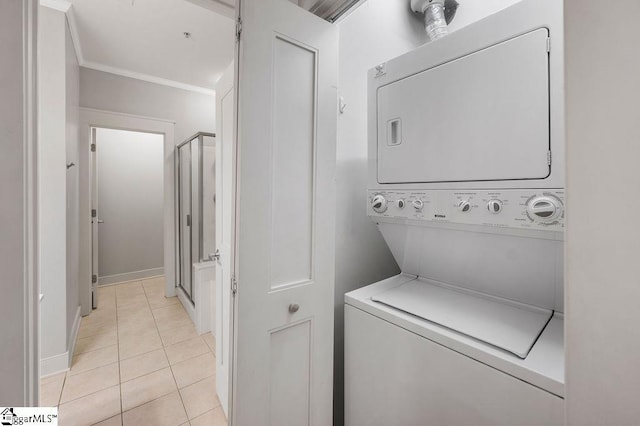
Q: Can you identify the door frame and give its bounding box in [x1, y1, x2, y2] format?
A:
[78, 108, 176, 314]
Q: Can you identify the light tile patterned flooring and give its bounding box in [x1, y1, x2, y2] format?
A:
[40, 276, 227, 426]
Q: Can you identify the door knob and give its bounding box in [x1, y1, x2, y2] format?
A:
[288, 303, 300, 313]
[209, 249, 220, 262]
[97, 219, 104, 224]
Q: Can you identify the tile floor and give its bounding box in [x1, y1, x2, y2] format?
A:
[40, 276, 226, 426]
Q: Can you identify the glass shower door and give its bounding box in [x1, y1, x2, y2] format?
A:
[178, 142, 193, 301]
[176, 132, 216, 306]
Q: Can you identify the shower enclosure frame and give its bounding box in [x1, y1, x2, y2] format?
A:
[175, 131, 215, 305]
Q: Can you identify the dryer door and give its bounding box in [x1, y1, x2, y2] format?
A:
[377, 28, 550, 184]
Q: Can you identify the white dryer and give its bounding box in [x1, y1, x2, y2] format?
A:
[345, 0, 565, 424]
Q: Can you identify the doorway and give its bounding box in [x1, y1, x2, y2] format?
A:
[91, 128, 165, 307]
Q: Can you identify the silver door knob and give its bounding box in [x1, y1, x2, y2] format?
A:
[288, 303, 300, 313]
[209, 249, 221, 261]
[97, 219, 104, 224]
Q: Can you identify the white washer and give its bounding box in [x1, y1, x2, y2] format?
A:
[345, 0, 565, 424]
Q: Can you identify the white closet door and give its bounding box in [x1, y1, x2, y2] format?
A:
[232, 0, 338, 424]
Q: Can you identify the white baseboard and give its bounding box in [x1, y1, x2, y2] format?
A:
[40, 305, 82, 377]
[98, 267, 164, 285]
[67, 306, 82, 366]
[41, 352, 69, 377]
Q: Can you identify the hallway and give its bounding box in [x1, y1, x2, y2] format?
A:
[40, 277, 226, 426]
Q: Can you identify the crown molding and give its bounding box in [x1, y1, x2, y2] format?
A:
[81, 60, 216, 96]
[42, 0, 216, 96]
[39, 0, 71, 12]
[184, 0, 235, 19]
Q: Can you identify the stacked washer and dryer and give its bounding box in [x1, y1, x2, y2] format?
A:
[345, 0, 565, 425]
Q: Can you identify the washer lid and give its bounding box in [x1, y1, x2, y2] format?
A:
[371, 279, 553, 358]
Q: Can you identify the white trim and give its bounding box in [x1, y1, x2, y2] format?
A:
[78, 108, 177, 317]
[81, 60, 216, 95]
[98, 274, 164, 287]
[184, 0, 235, 19]
[25, 0, 40, 406]
[40, 352, 69, 378]
[39, 0, 71, 13]
[67, 306, 82, 366]
[79, 107, 177, 125]
[98, 268, 165, 286]
[39, 305, 80, 378]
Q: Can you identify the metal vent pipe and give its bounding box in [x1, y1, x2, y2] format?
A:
[411, 0, 459, 41]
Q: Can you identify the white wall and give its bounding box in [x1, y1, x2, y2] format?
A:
[334, 0, 523, 422]
[564, 1, 640, 424]
[80, 68, 216, 144]
[96, 128, 165, 282]
[38, 5, 69, 365]
[65, 15, 81, 349]
[0, 0, 39, 406]
[38, 5, 82, 375]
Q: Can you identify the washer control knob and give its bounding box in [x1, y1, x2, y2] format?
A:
[412, 199, 424, 211]
[371, 194, 388, 213]
[487, 199, 503, 214]
[527, 196, 562, 223]
[458, 200, 471, 213]
[397, 199, 405, 209]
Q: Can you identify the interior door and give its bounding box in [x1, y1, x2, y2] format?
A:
[90, 128, 99, 309]
[215, 64, 234, 418]
[233, 1, 338, 425]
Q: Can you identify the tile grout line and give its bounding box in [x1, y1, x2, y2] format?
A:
[146, 278, 192, 422]
[57, 361, 120, 406]
[56, 373, 67, 408]
[59, 287, 120, 425]
[117, 278, 188, 419]
[67, 277, 206, 422]
[119, 279, 166, 418]
[115, 284, 124, 426]
[118, 279, 166, 420]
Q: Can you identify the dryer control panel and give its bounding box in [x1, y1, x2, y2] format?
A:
[368, 189, 565, 231]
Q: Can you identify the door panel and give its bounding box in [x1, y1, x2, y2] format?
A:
[269, 320, 312, 426]
[233, 1, 338, 425]
[215, 64, 235, 417]
[271, 36, 315, 289]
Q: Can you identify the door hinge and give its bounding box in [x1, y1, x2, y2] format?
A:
[235, 17, 242, 42]
[546, 37, 551, 53]
[91, 143, 96, 152]
[92, 274, 97, 284]
[231, 274, 238, 297]
[92, 208, 97, 218]
[547, 150, 552, 166]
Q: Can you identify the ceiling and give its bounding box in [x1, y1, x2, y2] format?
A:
[65, 0, 363, 94]
[69, 0, 236, 93]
